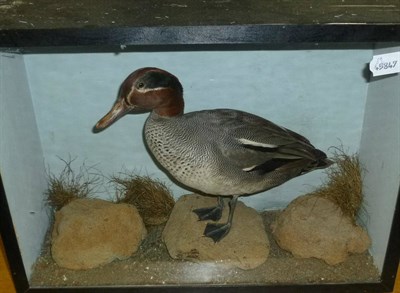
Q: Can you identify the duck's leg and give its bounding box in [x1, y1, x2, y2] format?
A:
[193, 196, 224, 221]
[203, 195, 239, 243]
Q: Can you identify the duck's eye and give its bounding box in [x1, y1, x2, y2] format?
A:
[137, 82, 145, 89]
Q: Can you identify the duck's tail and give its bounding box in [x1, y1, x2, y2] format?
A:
[315, 148, 334, 166]
[306, 148, 334, 172]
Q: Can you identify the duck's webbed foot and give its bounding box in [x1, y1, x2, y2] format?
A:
[201, 195, 239, 243]
[192, 196, 224, 221]
[204, 222, 231, 243]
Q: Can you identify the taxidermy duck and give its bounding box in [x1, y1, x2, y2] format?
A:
[94, 67, 332, 242]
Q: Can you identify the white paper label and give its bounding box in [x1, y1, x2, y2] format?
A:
[369, 51, 400, 77]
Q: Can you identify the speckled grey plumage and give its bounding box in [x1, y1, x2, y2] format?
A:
[144, 108, 328, 197]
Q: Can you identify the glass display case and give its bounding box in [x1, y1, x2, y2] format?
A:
[1, 1, 399, 292]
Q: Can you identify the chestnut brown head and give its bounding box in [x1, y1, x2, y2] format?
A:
[93, 67, 184, 133]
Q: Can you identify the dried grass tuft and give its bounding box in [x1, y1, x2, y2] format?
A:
[45, 157, 101, 210]
[111, 172, 175, 226]
[308, 147, 364, 222]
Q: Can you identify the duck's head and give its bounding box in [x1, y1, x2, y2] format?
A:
[93, 67, 184, 133]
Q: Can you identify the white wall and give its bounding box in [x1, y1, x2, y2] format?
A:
[359, 46, 400, 272]
[0, 54, 49, 279]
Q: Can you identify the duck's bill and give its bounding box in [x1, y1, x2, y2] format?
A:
[93, 99, 129, 133]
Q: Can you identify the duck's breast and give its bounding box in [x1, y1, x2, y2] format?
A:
[144, 112, 227, 193]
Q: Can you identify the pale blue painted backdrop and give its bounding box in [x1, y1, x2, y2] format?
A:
[25, 50, 370, 209]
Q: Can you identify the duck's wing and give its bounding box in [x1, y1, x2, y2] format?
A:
[200, 109, 329, 174]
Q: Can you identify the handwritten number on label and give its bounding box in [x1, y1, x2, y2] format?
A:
[370, 51, 400, 77]
[374, 57, 398, 71]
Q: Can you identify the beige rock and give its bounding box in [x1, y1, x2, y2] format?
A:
[271, 194, 371, 265]
[162, 194, 269, 270]
[51, 198, 147, 270]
